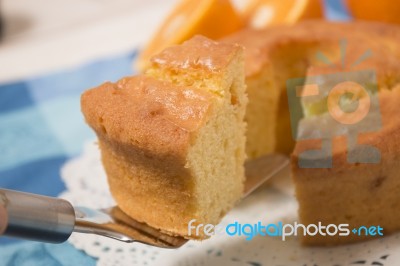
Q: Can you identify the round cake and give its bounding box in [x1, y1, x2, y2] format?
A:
[223, 20, 400, 245]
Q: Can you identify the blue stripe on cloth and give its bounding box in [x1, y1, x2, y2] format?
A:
[26, 51, 137, 105]
[0, 106, 66, 171]
[0, 242, 96, 266]
[0, 155, 68, 196]
[0, 82, 35, 113]
[36, 95, 95, 157]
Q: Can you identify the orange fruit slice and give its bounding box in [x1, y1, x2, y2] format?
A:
[242, 0, 323, 29]
[346, 0, 400, 24]
[135, 0, 243, 72]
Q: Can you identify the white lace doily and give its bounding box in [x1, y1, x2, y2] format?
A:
[60, 141, 400, 266]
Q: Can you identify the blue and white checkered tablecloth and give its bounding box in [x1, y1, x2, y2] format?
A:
[0, 0, 349, 265]
[0, 51, 137, 265]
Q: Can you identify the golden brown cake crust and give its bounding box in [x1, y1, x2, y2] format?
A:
[150, 35, 242, 73]
[223, 20, 400, 79]
[81, 75, 214, 156]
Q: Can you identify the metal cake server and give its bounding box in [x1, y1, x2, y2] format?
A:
[0, 154, 288, 249]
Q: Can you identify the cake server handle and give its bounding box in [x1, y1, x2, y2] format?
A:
[0, 188, 76, 243]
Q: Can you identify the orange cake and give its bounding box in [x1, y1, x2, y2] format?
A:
[223, 20, 400, 245]
[82, 20, 400, 245]
[81, 36, 247, 239]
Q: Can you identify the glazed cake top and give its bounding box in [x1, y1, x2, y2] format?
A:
[223, 20, 400, 81]
[81, 75, 215, 157]
[150, 35, 242, 73]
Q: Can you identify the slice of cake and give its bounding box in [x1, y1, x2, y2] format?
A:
[81, 36, 247, 239]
